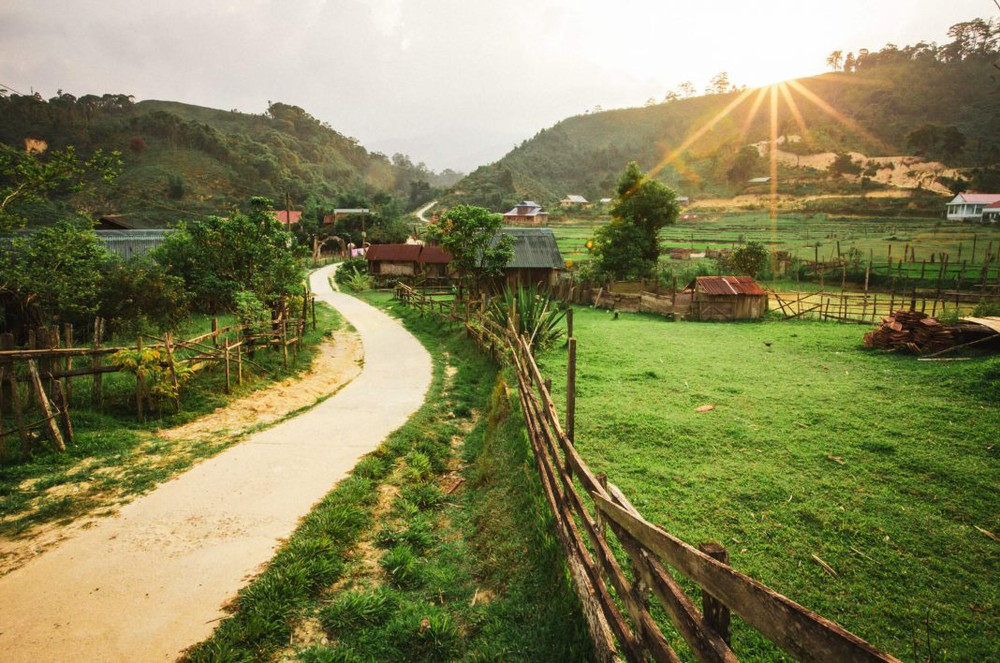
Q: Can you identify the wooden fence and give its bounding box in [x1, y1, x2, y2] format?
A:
[0, 300, 316, 453]
[396, 286, 901, 662]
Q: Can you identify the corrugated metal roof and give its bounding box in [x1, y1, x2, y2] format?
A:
[985, 200, 1000, 209]
[365, 243, 453, 264]
[562, 195, 588, 203]
[950, 193, 1000, 204]
[366, 244, 422, 262]
[690, 275, 767, 296]
[493, 228, 565, 269]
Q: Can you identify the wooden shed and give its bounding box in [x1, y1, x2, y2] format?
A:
[366, 243, 452, 279]
[684, 276, 768, 321]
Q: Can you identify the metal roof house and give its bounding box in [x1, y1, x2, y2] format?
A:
[365, 243, 453, 280]
[684, 276, 768, 321]
[489, 227, 566, 290]
[503, 201, 549, 226]
[983, 200, 1000, 224]
[559, 194, 589, 207]
[946, 193, 1000, 222]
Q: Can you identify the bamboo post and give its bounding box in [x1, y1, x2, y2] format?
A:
[164, 332, 181, 412]
[27, 360, 65, 451]
[237, 343, 243, 386]
[8, 367, 28, 454]
[211, 318, 219, 347]
[311, 295, 317, 330]
[698, 542, 732, 646]
[135, 336, 144, 423]
[92, 317, 104, 409]
[566, 307, 574, 340]
[224, 340, 231, 394]
[281, 321, 288, 370]
[567, 338, 577, 445]
[51, 380, 74, 445]
[63, 323, 73, 403]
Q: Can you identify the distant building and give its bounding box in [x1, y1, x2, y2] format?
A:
[503, 201, 549, 226]
[676, 196, 690, 205]
[271, 210, 302, 225]
[559, 194, 589, 207]
[684, 276, 768, 321]
[365, 243, 452, 279]
[747, 177, 771, 184]
[946, 193, 1000, 222]
[599, 198, 612, 205]
[489, 227, 565, 290]
[982, 200, 1000, 224]
[323, 209, 371, 225]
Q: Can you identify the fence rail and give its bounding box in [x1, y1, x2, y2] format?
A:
[396, 286, 901, 662]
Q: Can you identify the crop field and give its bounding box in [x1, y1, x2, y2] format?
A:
[553, 213, 1000, 279]
[538, 308, 999, 660]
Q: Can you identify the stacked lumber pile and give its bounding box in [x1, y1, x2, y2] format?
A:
[863, 310, 955, 354]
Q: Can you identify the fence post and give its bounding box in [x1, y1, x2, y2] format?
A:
[567, 337, 577, 445]
[135, 336, 144, 423]
[164, 332, 181, 413]
[28, 359, 65, 451]
[281, 321, 288, 370]
[566, 307, 574, 340]
[211, 318, 219, 347]
[64, 323, 73, 403]
[224, 340, 231, 394]
[8, 368, 28, 454]
[698, 542, 732, 646]
[92, 317, 104, 410]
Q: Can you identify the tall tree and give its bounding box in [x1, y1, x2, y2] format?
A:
[591, 162, 679, 280]
[826, 50, 844, 71]
[425, 205, 514, 296]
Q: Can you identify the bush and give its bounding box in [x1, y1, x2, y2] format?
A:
[334, 258, 368, 286]
[485, 285, 566, 351]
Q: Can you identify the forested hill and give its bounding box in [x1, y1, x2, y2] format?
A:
[448, 18, 1000, 211]
[0, 95, 456, 227]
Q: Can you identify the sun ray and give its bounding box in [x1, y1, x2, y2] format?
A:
[786, 79, 888, 151]
[769, 85, 779, 221]
[738, 86, 769, 144]
[777, 82, 807, 135]
[649, 87, 757, 178]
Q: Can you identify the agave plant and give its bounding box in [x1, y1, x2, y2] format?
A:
[487, 284, 566, 351]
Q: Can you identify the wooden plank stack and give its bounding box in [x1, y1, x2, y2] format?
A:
[863, 310, 955, 354]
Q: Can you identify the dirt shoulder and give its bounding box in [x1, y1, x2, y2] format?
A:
[0, 327, 363, 577]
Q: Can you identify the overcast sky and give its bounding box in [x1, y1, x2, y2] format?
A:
[0, 1, 994, 172]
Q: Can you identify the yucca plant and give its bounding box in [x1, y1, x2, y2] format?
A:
[486, 284, 566, 351]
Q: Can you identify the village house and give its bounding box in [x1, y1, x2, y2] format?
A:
[684, 275, 768, 321]
[270, 210, 302, 226]
[323, 208, 370, 225]
[559, 194, 589, 207]
[502, 201, 549, 226]
[946, 193, 1000, 222]
[365, 243, 452, 281]
[488, 227, 566, 290]
[982, 200, 1000, 224]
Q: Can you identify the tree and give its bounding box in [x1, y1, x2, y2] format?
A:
[828, 152, 861, 177]
[425, 205, 514, 296]
[678, 81, 696, 98]
[727, 145, 761, 185]
[591, 162, 679, 280]
[0, 144, 122, 232]
[719, 241, 769, 278]
[843, 51, 856, 73]
[826, 50, 844, 71]
[708, 72, 730, 95]
[154, 197, 304, 313]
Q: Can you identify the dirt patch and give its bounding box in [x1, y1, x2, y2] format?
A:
[0, 329, 363, 577]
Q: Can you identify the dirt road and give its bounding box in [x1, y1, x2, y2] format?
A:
[0, 265, 432, 662]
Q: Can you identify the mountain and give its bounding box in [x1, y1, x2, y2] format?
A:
[0, 95, 443, 227]
[445, 24, 1000, 213]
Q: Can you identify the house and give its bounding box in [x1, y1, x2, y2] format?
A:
[365, 243, 452, 279]
[747, 177, 771, 184]
[488, 227, 566, 290]
[983, 201, 1000, 224]
[502, 201, 549, 226]
[323, 209, 371, 225]
[684, 276, 768, 321]
[676, 196, 690, 205]
[271, 210, 302, 225]
[946, 193, 1000, 222]
[559, 194, 589, 207]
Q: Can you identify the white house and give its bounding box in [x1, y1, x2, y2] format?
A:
[503, 201, 549, 226]
[946, 193, 1000, 222]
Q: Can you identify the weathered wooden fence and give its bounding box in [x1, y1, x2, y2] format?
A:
[396, 287, 901, 662]
[0, 299, 317, 452]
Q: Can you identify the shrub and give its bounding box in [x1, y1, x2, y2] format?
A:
[485, 284, 566, 350]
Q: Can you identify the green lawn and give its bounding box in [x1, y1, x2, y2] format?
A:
[538, 308, 999, 661]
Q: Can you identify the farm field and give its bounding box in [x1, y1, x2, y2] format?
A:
[553, 213, 1000, 281]
[538, 308, 999, 660]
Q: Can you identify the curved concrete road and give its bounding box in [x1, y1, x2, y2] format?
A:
[0, 265, 432, 662]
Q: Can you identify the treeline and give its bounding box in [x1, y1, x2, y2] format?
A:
[0, 198, 305, 343]
[446, 16, 1000, 211]
[0, 93, 461, 228]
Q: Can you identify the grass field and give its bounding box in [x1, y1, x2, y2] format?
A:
[553, 213, 1000, 286]
[538, 308, 999, 661]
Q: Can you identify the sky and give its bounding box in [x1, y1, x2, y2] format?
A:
[0, 0, 995, 172]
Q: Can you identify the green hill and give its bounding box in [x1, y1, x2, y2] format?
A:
[0, 95, 445, 227]
[447, 22, 1000, 213]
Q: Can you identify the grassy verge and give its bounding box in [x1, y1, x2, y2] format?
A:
[0, 303, 344, 537]
[184, 292, 592, 662]
[539, 307, 999, 660]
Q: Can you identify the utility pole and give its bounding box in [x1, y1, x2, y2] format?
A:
[284, 191, 292, 230]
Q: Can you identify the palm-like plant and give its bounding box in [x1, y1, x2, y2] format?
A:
[486, 284, 566, 351]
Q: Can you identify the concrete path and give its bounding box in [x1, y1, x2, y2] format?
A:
[0, 265, 432, 662]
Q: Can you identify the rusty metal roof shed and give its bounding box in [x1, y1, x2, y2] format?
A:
[365, 244, 452, 264]
[687, 275, 767, 296]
